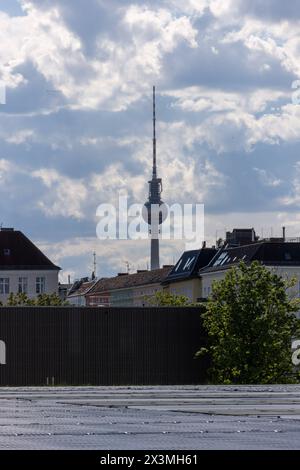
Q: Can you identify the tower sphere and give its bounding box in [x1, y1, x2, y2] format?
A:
[142, 200, 168, 226]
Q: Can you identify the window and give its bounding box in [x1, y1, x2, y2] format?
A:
[36, 277, 45, 294]
[213, 252, 228, 266]
[0, 278, 9, 294]
[3, 249, 10, 256]
[18, 277, 28, 294]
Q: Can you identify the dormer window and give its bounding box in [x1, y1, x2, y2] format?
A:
[3, 249, 10, 256]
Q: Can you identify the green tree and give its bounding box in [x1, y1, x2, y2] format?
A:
[35, 293, 69, 306]
[6, 292, 35, 306]
[4, 292, 69, 306]
[146, 291, 191, 306]
[199, 261, 300, 384]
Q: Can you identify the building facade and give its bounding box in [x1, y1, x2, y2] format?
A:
[162, 248, 217, 303]
[86, 267, 172, 307]
[58, 283, 72, 302]
[0, 228, 60, 304]
[200, 241, 300, 317]
[67, 278, 96, 306]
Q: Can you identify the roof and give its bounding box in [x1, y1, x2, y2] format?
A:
[67, 280, 96, 298]
[87, 266, 172, 296]
[162, 248, 217, 284]
[0, 229, 60, 270]
[200, 241, 300, 274]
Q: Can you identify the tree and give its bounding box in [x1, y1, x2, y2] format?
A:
[199, 261, 300, 384]
[4, 292, 69, 306]
[146, 291, 191, 306]
[6, 292, 35, 306]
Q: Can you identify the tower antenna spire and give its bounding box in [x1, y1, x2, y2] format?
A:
[152, 85, 157, 178]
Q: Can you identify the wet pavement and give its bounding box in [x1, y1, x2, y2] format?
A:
[0, 385, 300, 449]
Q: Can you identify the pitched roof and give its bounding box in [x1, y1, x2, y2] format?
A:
[200, 241, 300, 274]
[162, 248, 217, 284]
[87, 266, 172, 295]
[67, 279, 96, 298]
[0, 229, 60, 270]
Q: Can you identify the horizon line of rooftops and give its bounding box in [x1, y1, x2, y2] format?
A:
[69, 226, 300, 286]
[1, 225, 299, 287]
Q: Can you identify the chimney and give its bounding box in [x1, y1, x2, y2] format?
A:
[68, 275, 71, 284]
[282, 226, 286, 241]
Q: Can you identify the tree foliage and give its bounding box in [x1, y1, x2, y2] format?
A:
[146, 291, 191, 306]
[199, 261, 300, 384]
[4, 292, 69, 306]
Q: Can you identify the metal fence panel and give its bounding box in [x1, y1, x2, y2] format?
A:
[0, 307, 208, 386]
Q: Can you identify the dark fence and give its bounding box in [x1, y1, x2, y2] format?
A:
[0, 306, 208, 386]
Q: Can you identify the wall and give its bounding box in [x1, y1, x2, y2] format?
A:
[166, 278, 202, 303]
[0, 306, 207, 386]
[201, 271, 225, 299]
[201, 266, 300, 305]
[132, 283, 162, 306]
[109, 289, 134, 306]
[68, 295, 87, 307]
[0, 270, 59, 304]
[86, 293, 110, 307]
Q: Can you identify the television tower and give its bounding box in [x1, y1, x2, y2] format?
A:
[143, 86, 166, 270]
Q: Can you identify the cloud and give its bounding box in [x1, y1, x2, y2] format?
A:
[222, 17, 300, 77]
[0, 1, 199, 112]
[0, 159, 14, 182]
[32, 168, 88, 219]
[166, 86, 288, 114]
[236, 1, 300, 22]
[280, 162, 300, 207]
[4, 129, 34, 144]
[39, 236, 184, 281]
[253, 167, 281, 187]
[163, 87, 300, 153]
[1, 0, 300, 279]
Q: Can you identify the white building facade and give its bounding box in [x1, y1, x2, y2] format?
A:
[0, 269, 59, 304]
[0, 228, 60, 304]
[199, 241, 300, 318]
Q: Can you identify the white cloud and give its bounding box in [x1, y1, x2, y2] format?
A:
[222, 18, 300, 76]
[0, 1, 199, 112]
[2, 0, 300, 278]
[38, 236, 184, 280]
[253, 167, 281, 187]
[32, 168, 88, 219]
[5, 129, 34, 145]
[164, 0, 210, 16]
[166, 86, 288, 114]
[211, 46, 219, 55]
[0, 159, 14, 182]
[280, 162, 300, 206]
[163, 87, 300, 152]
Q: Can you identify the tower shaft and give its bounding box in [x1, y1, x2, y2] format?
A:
[144, 86, 164, 271]
[151, 238, 159, 271]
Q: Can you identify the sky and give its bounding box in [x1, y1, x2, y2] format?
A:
[1, 0, 300, 282]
